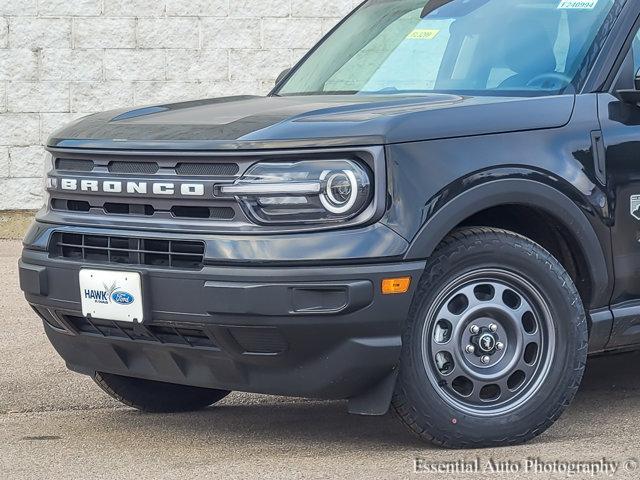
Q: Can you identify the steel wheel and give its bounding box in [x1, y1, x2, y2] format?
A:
[422, 268, 555, 416]
[394, 228, 587, 447]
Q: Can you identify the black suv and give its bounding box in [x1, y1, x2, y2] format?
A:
[18, 0, 640, 448]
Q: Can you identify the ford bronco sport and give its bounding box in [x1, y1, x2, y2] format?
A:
[18, 0, 640, 447]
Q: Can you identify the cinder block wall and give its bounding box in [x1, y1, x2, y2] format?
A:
[0, 0, 361, 210]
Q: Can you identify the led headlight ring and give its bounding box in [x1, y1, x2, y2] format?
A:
[320, 169, 359, 214]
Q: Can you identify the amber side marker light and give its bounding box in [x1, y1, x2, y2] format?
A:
[382, 277, 411, 295]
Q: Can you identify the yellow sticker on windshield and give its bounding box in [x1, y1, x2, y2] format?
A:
[407, 29, 440, 40]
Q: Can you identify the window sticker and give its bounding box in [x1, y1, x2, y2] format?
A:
[406, 29, 440, 40]
[557, 0, 598, 9]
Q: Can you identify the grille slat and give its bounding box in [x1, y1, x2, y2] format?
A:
[171, 325, 191, 347]
[53, 233, 205, 270]
[113, 320, 134, 341]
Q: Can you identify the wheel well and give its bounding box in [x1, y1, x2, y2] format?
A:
[458, 205, 592, 305]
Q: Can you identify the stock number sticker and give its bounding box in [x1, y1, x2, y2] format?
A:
[406, 29, 440, 40]
[558, 0, 598, 9]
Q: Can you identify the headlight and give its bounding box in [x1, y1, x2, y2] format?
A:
[219, 159, 373, 225]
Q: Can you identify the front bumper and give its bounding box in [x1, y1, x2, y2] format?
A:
[20, 228, 425, 401]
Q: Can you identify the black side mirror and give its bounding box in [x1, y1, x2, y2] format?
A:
[617, 68, 640, 104]
[275, 68, 291, 87]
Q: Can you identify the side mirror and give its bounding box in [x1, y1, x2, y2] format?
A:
[275, 68, 291, 87]
[617, 68, 640, 104]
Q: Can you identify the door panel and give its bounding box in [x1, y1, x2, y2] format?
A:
[599, 33, 640, 346]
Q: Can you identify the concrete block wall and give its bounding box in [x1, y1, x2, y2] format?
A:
[0, 0, 362, 210]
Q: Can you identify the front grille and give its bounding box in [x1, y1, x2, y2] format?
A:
[48, 153, 245, 225]
[51, 233, 205, 270]
[65, 315, 218, 349]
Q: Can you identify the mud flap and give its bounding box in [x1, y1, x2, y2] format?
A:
[348, 369, 399, 416]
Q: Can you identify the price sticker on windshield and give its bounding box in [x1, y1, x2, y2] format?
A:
[558, 0, 598, 9]
[407, 29, 440, 40]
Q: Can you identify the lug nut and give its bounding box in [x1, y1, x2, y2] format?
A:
[481, 355, 491, 365]
[470, 325, 480, 334]
[489, 323, 498, 333]
[465, 345, 475, 354]
[496, 342, 504, 351]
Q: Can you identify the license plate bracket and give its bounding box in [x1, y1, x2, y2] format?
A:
[79, 269, 144, 323]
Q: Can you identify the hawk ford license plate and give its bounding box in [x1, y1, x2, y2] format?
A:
[80, 269, 143, 323]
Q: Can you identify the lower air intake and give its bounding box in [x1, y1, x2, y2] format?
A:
[51, 233, 205, 270]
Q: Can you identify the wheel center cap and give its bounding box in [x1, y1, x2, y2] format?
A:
[478, 333, 496, 353]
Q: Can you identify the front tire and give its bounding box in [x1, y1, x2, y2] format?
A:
[94, 372, 231, 413]
[393, 228, 588, 448]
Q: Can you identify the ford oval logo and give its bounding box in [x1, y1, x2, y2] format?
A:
[112, 291, 135, 305]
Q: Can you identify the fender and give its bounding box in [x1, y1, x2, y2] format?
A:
[356, 178, 612, 416]
[403, 178, 611, 310]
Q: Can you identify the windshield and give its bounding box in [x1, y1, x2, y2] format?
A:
[276, 0, 623, 97]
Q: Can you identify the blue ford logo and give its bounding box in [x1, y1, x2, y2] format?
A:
[112, 291, 135, 305]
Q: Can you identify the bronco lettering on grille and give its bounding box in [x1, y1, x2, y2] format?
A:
[49, 178, 207, 197]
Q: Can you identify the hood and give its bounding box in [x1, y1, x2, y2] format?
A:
[49, 94, 575, 151]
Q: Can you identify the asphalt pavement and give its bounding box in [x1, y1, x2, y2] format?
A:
[1, 239, 640, 480]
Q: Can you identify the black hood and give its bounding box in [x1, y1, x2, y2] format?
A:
[49, 94, 574, 151]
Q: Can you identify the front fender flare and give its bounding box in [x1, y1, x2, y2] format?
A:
[403, 178, 610, 309]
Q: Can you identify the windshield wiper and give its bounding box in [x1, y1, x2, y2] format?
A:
[372, 87, 400, 94]
[421, 0, 489, 18]
[277, 90, 360, 97]
[421, 0, 454, 18]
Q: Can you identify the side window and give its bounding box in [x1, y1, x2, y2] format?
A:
[612, 30, 640, 91]
[633, 33, 640, 75]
